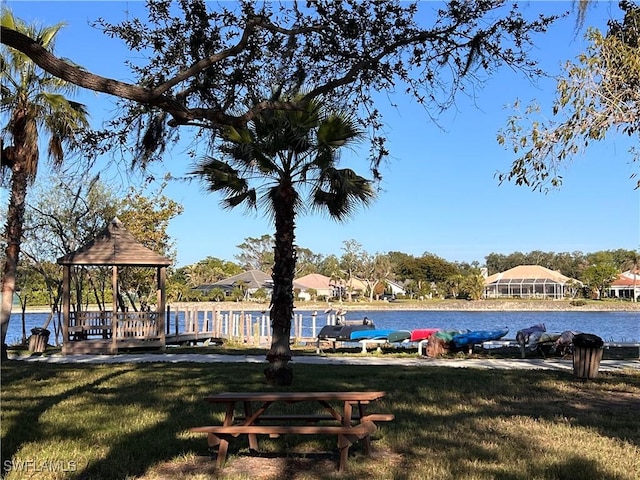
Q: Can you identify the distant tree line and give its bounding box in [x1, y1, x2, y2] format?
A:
[5, 180, 637, 311]
[169, 235, 639, 302]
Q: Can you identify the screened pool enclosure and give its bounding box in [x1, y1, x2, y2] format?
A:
[483, 265, 579, 300]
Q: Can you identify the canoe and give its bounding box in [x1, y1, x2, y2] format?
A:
[434, 330, 463, 342]
[516, 323, 546, 345]
[317, 323, 376, 341]
[529, 331, 561, 345]
[410, 328, 440, 342]
[452, 328, 509, 347]
[350, 329, 395, 341]
[387, 330, 412, 343]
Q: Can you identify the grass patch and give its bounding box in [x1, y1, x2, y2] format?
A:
[1, 361, 639, 479]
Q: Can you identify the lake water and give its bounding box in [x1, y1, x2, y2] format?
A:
[8, 309, 639, 345]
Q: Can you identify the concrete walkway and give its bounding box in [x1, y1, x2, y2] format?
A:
[7, 352, 639, 372]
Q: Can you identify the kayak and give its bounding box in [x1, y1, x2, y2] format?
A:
[350, 329, 395, 341]
[529, 331, 561, 345]
[317, 323, 376, 341]
[387, 330, 412, 343]
[410, 328, 440, 342]
[452, 328, 509, 347]
[434, 330, 463, 342]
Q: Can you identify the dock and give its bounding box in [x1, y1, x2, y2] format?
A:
[164, 303, 334, 347]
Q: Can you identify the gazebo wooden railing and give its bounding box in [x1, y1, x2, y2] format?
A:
[64, 310, 163, 354]
[68, 311, 161, 340]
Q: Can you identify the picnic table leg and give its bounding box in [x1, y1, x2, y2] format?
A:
[208, 402, 236, 467]
[205, 430, 227, 467]
[337, 434, 350, 472]
[342, 400, 352, 427]
[338, 400, 354, 470]
[243, 401, 259, 451]
[356, 401, 372, 455]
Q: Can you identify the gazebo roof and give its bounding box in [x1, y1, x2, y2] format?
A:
[56, 217, 172, 267]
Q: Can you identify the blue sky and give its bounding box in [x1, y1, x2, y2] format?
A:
[3, 1, 639, 268]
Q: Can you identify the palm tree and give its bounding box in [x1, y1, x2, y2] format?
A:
[0, 9, 89, 358]
[192, 96, 374, 385]
[622, 249, 640, 302]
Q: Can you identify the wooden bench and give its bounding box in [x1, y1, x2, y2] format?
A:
[190, 421, 377, 471]
[235, 413, 395, 423]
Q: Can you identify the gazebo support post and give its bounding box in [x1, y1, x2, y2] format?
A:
[157, 266, 166, 349]
[62, 265, 70, 355]
[111, 266, 118, 354]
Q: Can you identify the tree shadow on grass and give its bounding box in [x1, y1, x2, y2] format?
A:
[1, 361, 134, 477]
[2, 361, 638, 479]
[384, 368, 640, 480]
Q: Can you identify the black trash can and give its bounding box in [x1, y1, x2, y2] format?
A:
[28, 328, 50, 353]
[572, 333, 604, 380]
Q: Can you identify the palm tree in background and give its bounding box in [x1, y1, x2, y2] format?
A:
[0, 9, 89, 358]
[622, 250, 640, 302]
[192, 96, 375, 385]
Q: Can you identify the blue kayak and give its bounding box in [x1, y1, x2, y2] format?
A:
[350, 329, 395, 341]
[452, 328, 509, 347]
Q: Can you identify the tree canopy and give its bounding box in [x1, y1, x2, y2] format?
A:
[497, 0, 640, 191]
[1, 0, 561, 179]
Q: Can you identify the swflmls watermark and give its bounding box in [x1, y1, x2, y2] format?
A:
[4, 458, 78, 473]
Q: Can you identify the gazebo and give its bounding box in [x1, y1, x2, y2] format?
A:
[56, 217, 171, 354]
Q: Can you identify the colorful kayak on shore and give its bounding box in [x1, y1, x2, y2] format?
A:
[452, 328, 509, 347]
[317, 323, 376, 341]
[350, 329, 395, 341]
[387, 330, 412, 343]
[410, 328, 440, 342]
[528, 331, 562, 345]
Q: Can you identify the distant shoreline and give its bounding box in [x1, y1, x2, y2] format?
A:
[17, 299, 640, 314]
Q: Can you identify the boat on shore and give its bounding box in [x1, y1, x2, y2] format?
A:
[451, 328, 509, 348]
[410, 328, 440, 342]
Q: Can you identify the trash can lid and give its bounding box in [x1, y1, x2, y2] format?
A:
[30, 327, 51, 335]
[573, 333, 604, 348]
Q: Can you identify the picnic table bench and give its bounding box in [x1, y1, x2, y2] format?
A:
[190, 391, 393, 472]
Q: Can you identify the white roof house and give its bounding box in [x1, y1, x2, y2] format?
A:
[609, 270, 640, 301]
[484, 265, 580, 299]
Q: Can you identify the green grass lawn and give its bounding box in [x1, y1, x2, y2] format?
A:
[1, 360, 639, 480]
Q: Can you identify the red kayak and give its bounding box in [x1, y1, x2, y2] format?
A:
[410, 328, 440, 342]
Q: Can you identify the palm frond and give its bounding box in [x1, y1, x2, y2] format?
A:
[193, 92, 372, 224]
[192, 156, 258, 211]
[312, 167, 375, 221]
[317, 112, 363, 148]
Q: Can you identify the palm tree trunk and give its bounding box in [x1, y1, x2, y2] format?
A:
[1, 162, 29, 360]
[265, 187, 296, 386]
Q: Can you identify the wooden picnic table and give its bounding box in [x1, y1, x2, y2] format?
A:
[190, 390, 393, 471]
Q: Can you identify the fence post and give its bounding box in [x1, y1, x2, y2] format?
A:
[311, 311, 317, 338]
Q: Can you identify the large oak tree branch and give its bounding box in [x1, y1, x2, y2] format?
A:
[1, 25, 298, 128]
